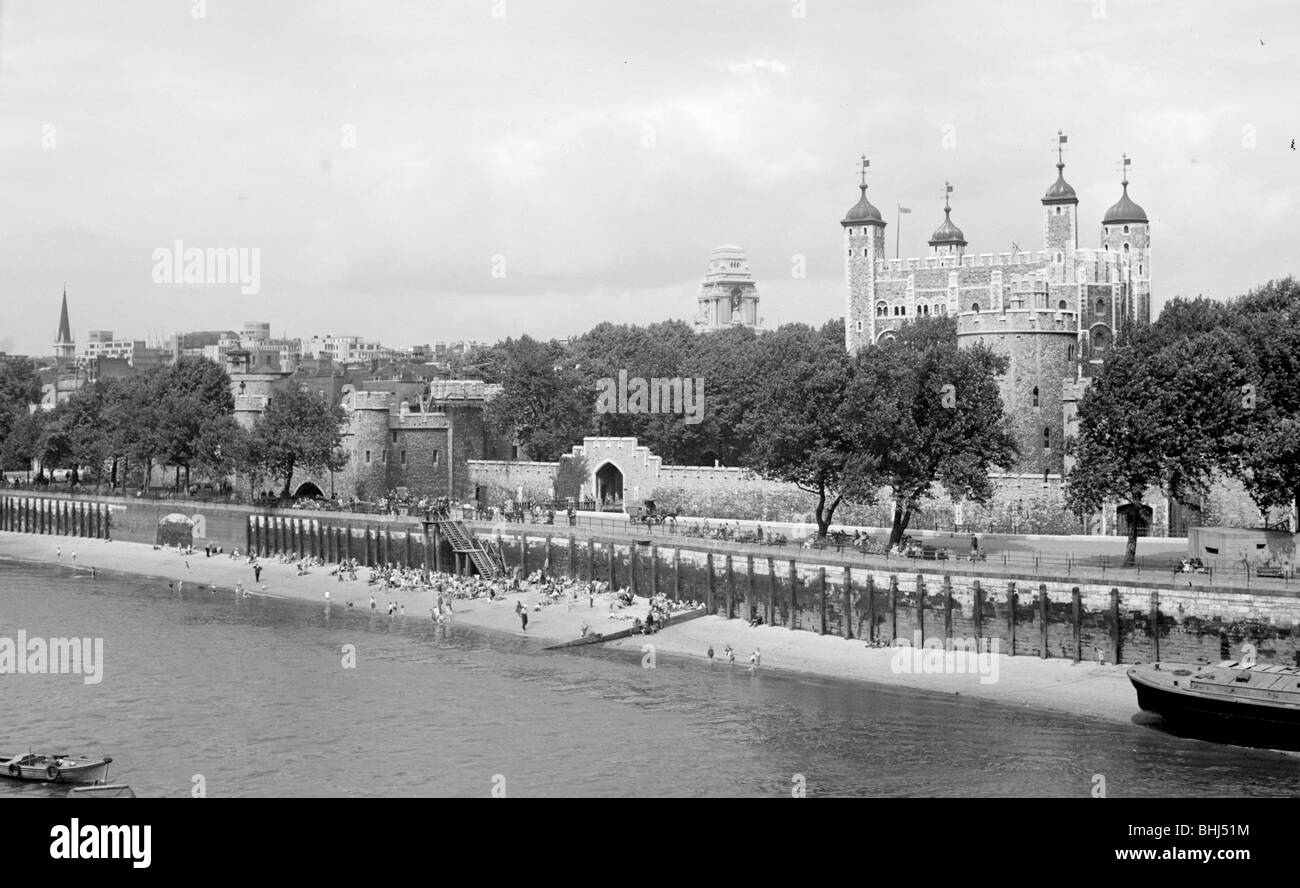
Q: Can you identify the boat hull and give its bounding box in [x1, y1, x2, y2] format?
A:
[1129, 662, 1300, 749]
[0, 758, 111, 784]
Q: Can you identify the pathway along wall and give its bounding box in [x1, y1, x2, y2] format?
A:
[491, 529, 1300, 668]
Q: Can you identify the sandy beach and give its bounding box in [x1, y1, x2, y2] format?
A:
[0, 530, 1141, 725]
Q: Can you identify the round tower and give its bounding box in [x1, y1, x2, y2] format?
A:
[340, 390, 394, 502]
[843, 155, 888, 354]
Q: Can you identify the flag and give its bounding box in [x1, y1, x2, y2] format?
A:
[899, 206, 912, 214]
[946, 183, 953, 193]
[1059, 134, 1068, 144]
[1123, 156, 1131, 166]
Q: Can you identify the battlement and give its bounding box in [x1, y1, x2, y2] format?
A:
[957, 308, 1078, 335]
[344, 390, 394, 411]
[392, 411, 450, 429]
[880, 250, 1050, 275]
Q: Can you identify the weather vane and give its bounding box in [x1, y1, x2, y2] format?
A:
[859, 155, 870, 188]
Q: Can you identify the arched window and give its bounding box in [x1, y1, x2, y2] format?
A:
[1032, 386, 1040, 408]
[1067, 344, 1075, 361]
[971, 302, 981, 313]
[855, 320, 863, 333]
[1043, 428, 1051, 451]
[1055, 206, 1061, 215]
[1058, 299, 1068, 310]
[1123, 225, 1130, 234]
[936, 303, 947, 315]
[848, 248, 853, 257]
[875, 301, 888, 317]
[917, 302, 929, 316]
[1094, 328, 1108, 350]
[1104, 227, 1109, 236]
[1123, 242, 1130, 253]
[1095, 298, 1106, 315]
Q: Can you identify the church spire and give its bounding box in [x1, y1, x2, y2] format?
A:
[56, 287, 71, 344]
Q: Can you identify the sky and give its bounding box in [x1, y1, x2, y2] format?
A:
[1, 0, 1297, 356]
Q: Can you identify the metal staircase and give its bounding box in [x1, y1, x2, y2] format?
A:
[438, 519, 505, 578]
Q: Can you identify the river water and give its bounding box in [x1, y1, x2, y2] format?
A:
[1, 559, 1296, 798]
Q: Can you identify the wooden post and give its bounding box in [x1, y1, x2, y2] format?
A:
[843, 567, 853, 639]
[1150, 591, 1160, 662]
[916, 574, 925, 644]
[818, 567, 828, 635]
[865, 574, 876, 642]
[748, 556, 757, 623]
[569, 535, 577, 580]
[545, 536, 553, 578]
[972, 579, 983, 645]
[674, 548, 681, 601]
[651, 547, 660, 597]
[889, 575, 899, 643]
[787, 560, 798, 630]
[1039, 584, 1049, 659]
[587, 538, 595, 582]
[944, 575, 953, 642]
[607, 546, 616, 589]
[520, 535, 528, 575]
[706, 554, 716, 615]
[630, 545, 639, 597]
[1110, 588, 1122, 665]
[725, 555, 735, 619]
[1007, 582, 1017, 656]
[766, 557, 776, 626]
[1072, 587, 1082, 662]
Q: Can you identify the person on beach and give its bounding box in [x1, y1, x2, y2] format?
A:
[57, 546, 61, 559]
[753, 647, 761, 667]
[370, 596, 377, 611]
[725, 644, 735, 667]
[748, 650, 757, 671]
[254, 563, 262, 582]
[520, 609, 528, 631]
[707, 645, 715, 664]
[71, 552, 76, 565]
[325, 589, 330, 602]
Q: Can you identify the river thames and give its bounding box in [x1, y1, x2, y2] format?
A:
[2, 559, 1297, 798]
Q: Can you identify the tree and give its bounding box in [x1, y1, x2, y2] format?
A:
[552, 453, 588, 501]
[739, 320, 866, 538]
[484, 336, 592, 462]
[843, 316, 1017, 546]
[251, 386, 347, 497]
[0, 359, 41, 461]
[1065, 327, 1241, 565]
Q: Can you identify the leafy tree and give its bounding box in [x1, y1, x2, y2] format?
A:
[484, 336, 592, 462]
[843, 316, 1017, 546]
[739, 320, 864, 538]
[250, 386, 347, 497]
[0, 359, 41, 461]
[552, 453, 588, 501]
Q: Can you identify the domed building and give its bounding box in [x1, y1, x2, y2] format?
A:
[695, 244, 761, 332]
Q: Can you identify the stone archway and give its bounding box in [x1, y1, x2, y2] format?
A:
[293, 481, 325, 499]
[594, 461, 624, 510]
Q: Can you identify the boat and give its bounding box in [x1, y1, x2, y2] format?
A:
[1129, 660, 1300, 748]
[0, 752, 113, 784]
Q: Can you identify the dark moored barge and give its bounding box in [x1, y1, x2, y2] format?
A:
[1129, 660, 1300, 748]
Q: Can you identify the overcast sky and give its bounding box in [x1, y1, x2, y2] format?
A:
[1, 0, 1296, 355]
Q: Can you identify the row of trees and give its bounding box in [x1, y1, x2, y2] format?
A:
[0, 357, 347, 500]
[477, 315, 1017, 543]
[1067, 278, 1300, 564]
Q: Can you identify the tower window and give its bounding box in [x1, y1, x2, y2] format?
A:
[875, 301, 888, 317]
[1055, 207, 1061, 215]
[1104, 227, 1109, 236]
[400, 450, 407, 465]
[432, 450, 440, 465]
[1095, 298, 1106, 315]
[1043, 428, 1051, 451]
[391, 431, 398, 444]
[1032, 386, 1040, 408]
[1058, 299, 1068, 310]
[364, 450, 371, 464]
[1067, 344, 1075, 361]
[1123, 243, 1130, 253]
[936, 303, 947, 315]
[855, 320, 863, 333]
[1123, 225, 1130, 234]
[848, 248, 853, 257]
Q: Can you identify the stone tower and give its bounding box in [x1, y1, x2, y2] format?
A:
[842, 156, 887, 354]
[1100, 155, 1151, 328]
[695, 245, 760, 332]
